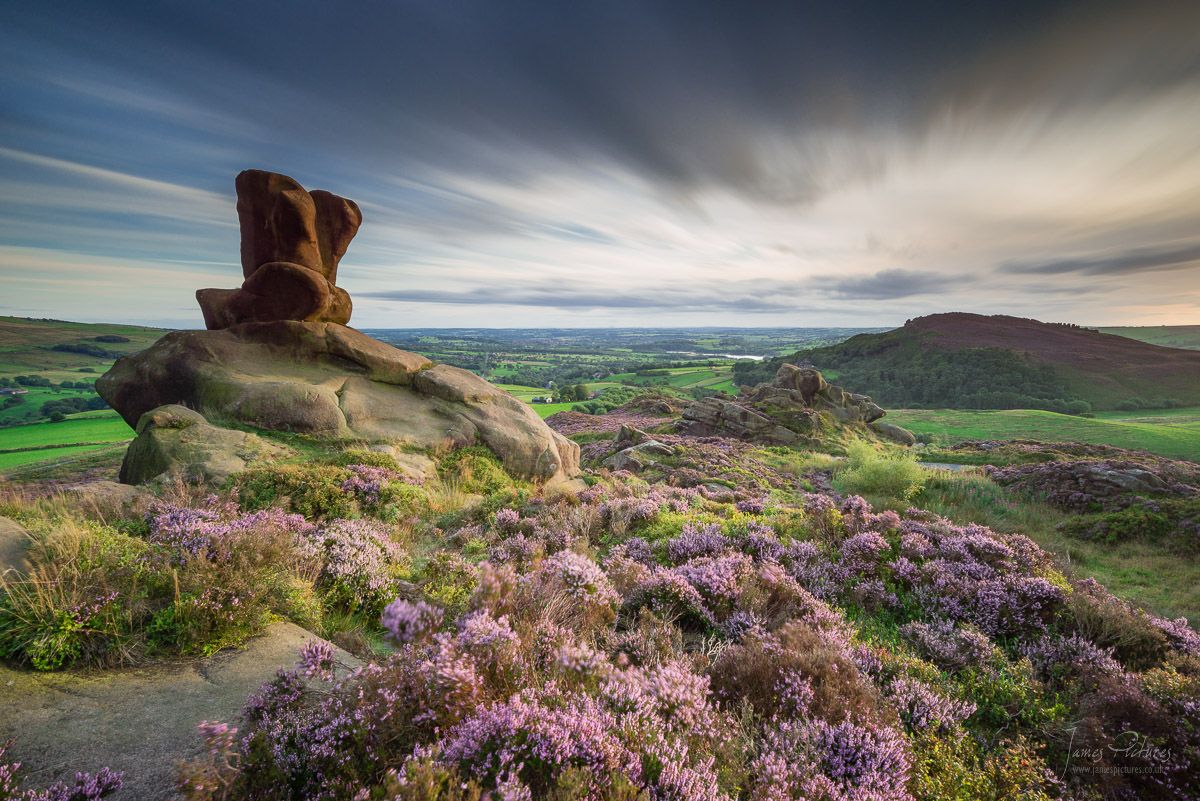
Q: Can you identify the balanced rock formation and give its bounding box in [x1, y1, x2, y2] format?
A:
[196, 170, 361, 329]
[678, 364, 908, 446]
[99, 170, 579, 485]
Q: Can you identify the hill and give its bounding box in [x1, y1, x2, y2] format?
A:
[736, 313, 1200, 412]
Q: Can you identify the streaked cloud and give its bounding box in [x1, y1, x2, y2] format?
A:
[0, 0, 1198, 326]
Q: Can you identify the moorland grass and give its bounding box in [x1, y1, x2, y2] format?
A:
[889, 407, 1200, 461]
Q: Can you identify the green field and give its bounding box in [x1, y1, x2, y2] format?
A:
[1099, 324, 1200, 351]
[0, 412, 133, 472]
[889, 407, 1200, 461]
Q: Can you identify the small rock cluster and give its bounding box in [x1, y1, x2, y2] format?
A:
[678, 364, 911, 445]
[986, 459, 1198, 512]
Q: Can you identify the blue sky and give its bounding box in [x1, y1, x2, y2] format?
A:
[2, 0, 1198, 328]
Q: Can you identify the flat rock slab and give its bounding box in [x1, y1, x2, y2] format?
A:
[0, 622, 358, 800]
[0, 516, 31, 576]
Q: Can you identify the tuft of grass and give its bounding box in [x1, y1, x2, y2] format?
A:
[833, 441, 927, 504]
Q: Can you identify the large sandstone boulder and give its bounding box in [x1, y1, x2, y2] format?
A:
[98, 322, 580, 484]
[119, 404, 290, 485]
[679, 365, 891, 444]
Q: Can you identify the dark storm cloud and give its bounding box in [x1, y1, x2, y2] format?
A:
[1001, 242, 1200, 276]
[811, 269, 960, 300]
[1, 0, 1092, 203]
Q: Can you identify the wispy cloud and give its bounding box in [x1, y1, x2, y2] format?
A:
[1000, 242, 1200, 276]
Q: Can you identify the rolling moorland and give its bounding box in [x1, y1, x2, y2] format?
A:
[2, 311, 1199, 799]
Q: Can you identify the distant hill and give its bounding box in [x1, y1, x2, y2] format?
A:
[735, 313, 1200, 412]
[1098, 325, 1200, 351]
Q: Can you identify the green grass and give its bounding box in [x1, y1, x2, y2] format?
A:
[889, 408, 1200, 461]
[0, 413, 133, 472]
[1099, 324, 1200, 351]
[0, 413, 132, 451]
[0, 443, 122, 470]
[530, 402, 579, 418]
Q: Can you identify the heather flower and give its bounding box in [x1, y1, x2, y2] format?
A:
[340, 464, 399, 505]
[672, 553, 752, 606]
[147, 502, 314, 564]
[1149, 614, 1200, 658]
[629, 569, 715, 629]
[610, 537, 656, 566]
[493, 507, 521, 531]
[242, 668, 305, 724]
[1020, 633, 1123, 683]
[382, 598, 445, 644]
[721, 610, 765, 641]
[899, 620, 994, 672]
[488, 533, 542, 566]
[736, 497, 767, 514]
[887, 677, 976, 735]
[309, 518, 404, 611]
[439, 686, 643, 795]
[751, 717, 910, 801]
[666, 523, 726, 563]
[456, 610, 519, 653]
[535, 551, 621, 607]
[298, 639, 337, 681]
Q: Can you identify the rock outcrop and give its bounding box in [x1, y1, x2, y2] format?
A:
[678, 364, 905, 446]
[196, 170, 361, 330]
[99, 169, 579, 485]
[985, 459, 1198, 512]
[119, 404, 289, 485]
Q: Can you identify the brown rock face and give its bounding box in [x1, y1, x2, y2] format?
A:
[197, 170, 362, 329]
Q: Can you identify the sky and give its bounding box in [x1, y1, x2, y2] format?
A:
[1, 0, 1199, 329]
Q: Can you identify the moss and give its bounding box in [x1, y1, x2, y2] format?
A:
[233, 463, 357, 519]
[437, 446, 514, 495]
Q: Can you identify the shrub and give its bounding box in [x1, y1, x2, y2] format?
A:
[835, 441, 927, 503]
[234, 464, 357, 519]
[437, 447, 513, 495]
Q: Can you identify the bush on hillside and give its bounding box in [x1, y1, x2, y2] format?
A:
[835, 441, 927, 502]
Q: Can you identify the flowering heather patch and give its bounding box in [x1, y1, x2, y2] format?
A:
[306, 518, 405, 612]
[382, 598, 444, 644]
[886, 677, 976, 735]
[666, 522, 727, 562]
[339, 463, 400, 505]
[117, 471, 1200, 800]
[899, 620, 994, 672]
[493, 507, 521, 531]
[147, 501, 315, 562]
[751, 717, 911, 801]
[544, 409, 672, 437]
